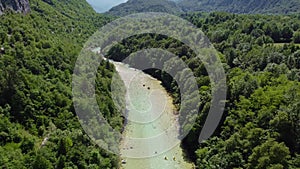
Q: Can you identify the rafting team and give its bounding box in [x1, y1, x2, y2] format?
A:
[164, 156, 176, 161]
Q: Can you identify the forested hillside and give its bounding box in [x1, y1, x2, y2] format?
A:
[0, 0, 124, 168]
[106, 12, 300, 168]
[107, 0, 300, 16]
[107, 0, 182, 16]
[179, 0, 300, 14]
[1, 0, 300, 168]
[183, 12, 300, 168]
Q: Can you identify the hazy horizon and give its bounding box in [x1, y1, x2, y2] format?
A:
[86, 0, 128, 13]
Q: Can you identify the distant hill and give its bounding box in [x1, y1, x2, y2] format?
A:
[107, 0, 182, 16]
[178, 0, 300, 14]
[107, 0, 300, 16]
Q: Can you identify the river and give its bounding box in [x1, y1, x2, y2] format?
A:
[112, 61, 194, 169]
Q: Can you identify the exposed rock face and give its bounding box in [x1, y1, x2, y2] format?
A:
[0, 0, 30, 15]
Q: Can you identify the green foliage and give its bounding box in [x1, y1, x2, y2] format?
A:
[1, 0, 300, 168]
[107, 0, 182, 16]
[32, 153, 53, 169]
[178, 0, 300, 14]
[247, 139, 290, 169]
[105, 11, 300, 169]
[0, 0, 121, 168]
[293, 30, 300, 43]
[108, 0, 300, 16]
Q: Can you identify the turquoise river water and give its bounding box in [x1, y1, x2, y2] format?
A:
[112, 61, 194, 169]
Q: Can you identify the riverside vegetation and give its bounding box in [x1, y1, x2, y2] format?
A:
[0, 0, 300, 168]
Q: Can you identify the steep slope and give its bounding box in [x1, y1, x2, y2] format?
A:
[178, 0, 300, 14]
[0, 0, 30, 15]
[107, 0, 182, 16]
[0, 0, 123, 168]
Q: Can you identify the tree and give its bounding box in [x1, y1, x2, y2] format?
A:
[281, 26, 293, 42]
[270, 24, 281, 42]
[293, 30, 300, 43]
[0, 30, 8, 44]
[58, 137, 73, 155]
[247, 140, 290, 169]
[32, 154, 53, 169]
[20, 137, 35, 154]
[56, 155, 66, 169]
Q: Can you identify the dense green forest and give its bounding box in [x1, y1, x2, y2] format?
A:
[178, 0, 300, 14]
[106, 0, 300, 16]
[0, 0, 124, 168]
[107, 0, 182, 16]
[184, 12, 300, 169]
[106, 12, 300, 168]
[1, 0, 300, 168]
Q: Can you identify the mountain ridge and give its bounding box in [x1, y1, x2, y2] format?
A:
[106, 0, 300, 16]
[179, 0, 300, 14]
[107, 0, 182, 16]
